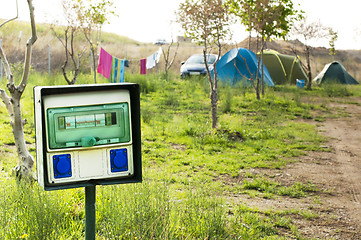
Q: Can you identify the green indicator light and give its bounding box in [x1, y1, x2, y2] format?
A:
[105, 112, 112, 125]
[58, 117, 65, 130]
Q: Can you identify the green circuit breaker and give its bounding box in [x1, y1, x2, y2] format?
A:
[46, 103, 130, 149]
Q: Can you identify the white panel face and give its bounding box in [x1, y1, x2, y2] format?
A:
[78, 149, 105, 178]
[46, 145, 134, 184]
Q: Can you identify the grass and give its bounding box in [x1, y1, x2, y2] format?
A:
[242, 177, 317, 198]
[1, 72, 361, 239]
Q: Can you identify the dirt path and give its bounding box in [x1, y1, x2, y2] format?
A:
[287, 99, 361, 238]
[234, 99, 361, 239]
[320, 102, 361, 221]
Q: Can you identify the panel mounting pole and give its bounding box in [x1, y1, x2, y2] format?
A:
[85, 185, 96, 240]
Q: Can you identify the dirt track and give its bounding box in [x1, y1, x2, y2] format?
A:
[236, 98, 361, 239]
[287, 99, 361, 238]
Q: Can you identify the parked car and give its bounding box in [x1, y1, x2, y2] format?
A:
[153, 39, 167, 45]
[180, 54, 218, 78]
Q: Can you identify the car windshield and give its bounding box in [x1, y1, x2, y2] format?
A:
[187, 55, 217, 64]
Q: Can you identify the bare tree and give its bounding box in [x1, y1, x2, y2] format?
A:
[0, 0, 37, 180]
[292, 18, 329, 89]
[51, 0, 86, 85]
[60, 26, 85, 85]
[162, 40, 179, 81]
[329, 29, 338, 61]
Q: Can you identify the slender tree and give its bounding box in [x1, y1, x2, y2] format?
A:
[229, 0, 302, 99]
[162, 40, 179, 81]
[329, 29, 338, 61]
[292, 18, 329, 89]
[76, 0, 116, 83]
[0, 0, 37, 180]
[51, 0, 86, 85]
[177, 0, 231, 129]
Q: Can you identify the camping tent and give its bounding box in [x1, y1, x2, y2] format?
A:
[313, 61, 359, 85]
[262, 50, 308, 85]
[214, 48, 275, 87]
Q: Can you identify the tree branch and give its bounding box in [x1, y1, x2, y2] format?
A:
[167, 44, 179, 71]
[0, 89, 14, 121]
[18, 0, 37, 94]
[0, 0, 18, 28]
[0, 46, 14, 85]
[0, 0, 17, 86]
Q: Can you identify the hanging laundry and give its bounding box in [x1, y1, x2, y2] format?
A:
[146, 54, 156, 69]
[97, 48, 113, 79]
[110, 58, 126, 83]
[140, 58, 146, 74]
[109, 57, 115, 82]
[112, 58, 119, 83]
[155, 47, 162, 64]
[119, 60, 125, 82]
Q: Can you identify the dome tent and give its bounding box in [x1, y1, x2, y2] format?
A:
[261, 50, 308, 85]
[213, 48, 274, 87]
[313, 61, 359, 85]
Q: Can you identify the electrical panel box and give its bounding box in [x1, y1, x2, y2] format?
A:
[34, 83, 141, 191]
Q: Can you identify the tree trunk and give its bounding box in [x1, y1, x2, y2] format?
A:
[255, 37, 261, 100]
[91, 47, 97, 84]
[61, 27, 80, 85]
[207, 69, 218, 129]
[306, 46, 312, 89]
[11, 97, 35, 180]
[210, 88, 218, 129]
[255, 81, 260, 100]
[0, 0, 37, 180]
[203, 47, 218, 129]
[248, 10, 251, 51]
[261, 36, 265, 96]
[83, 29, 97, 84]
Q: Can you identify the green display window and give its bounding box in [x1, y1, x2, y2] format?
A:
[46, 103, 130, 149]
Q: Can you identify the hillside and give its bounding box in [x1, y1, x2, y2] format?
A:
[1, 20, 360, 81]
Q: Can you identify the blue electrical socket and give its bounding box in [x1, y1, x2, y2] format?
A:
[53, 154, 72, 179]
[110, 149, 128, 173]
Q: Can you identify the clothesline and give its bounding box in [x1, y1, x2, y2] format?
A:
[96, 48, 125, 82]
[97, 47, 163, 81]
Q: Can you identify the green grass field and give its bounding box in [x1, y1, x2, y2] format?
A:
[0, 72, 359, 239]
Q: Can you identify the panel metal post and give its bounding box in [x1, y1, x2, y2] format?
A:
[85, 185, 96, 240]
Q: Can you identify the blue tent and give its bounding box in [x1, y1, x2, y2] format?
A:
[213, 48, 275, 87]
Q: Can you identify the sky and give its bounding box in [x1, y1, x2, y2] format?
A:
[1, 0, 360, 50]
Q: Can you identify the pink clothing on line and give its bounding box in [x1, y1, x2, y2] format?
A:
[140, 58, 146, 75]
[97, 48, 113, 79]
